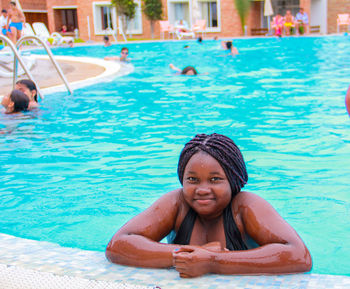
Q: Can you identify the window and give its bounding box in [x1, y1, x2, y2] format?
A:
[199, 0, 218, 28]
[167, 0, 220, 31]
[93, 2, 117, 35]
[168, 0, 190, 25]
[124, 0, 142, 34]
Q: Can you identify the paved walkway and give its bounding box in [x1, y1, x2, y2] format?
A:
[0, 57, 106, 96]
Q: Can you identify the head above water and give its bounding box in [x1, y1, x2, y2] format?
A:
[181, 66, 197, 75]
[103, 35, 109, 42]
[225, 41, 233, 50]
[16, 79, 38, 102]
[9, 89, 29, 113]
[177, 133, 248, 197]
[10, 1, 16, 7]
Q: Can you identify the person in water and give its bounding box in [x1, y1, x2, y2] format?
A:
[15, 79, 39, 109]
[1, 89, 29, 114]
[169, 64, 198, 75]
[104, 47, 130, 62]
[106, 133, 312, 278]
[221, 41, 238, 55]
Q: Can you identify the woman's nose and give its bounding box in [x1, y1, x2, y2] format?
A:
[195, 184, 211, 194]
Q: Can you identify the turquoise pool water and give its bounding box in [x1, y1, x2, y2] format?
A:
[1, 37, 350, 276]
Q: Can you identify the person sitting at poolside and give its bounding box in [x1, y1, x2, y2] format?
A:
[6, 0, 25, 43]
[175, 19, 191, 33]
[169, 63, 198, 75]
[15, 79, 39, 109]
[221, 41, 238, 55]
[295, 8, 309, 35]
[103, 35, 112, 47]
[60, 25, 67, 34]
[105, 133, 312, 278]
[283, 10, 295, 36]
[104, 47, 130, 62]
[346, 85, 350, 117]
[1, 89, 29, 114]
[271, 14, 283, 37]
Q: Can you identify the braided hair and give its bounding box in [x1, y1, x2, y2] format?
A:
[175, 133, 248, 250]
[178, 133, 248, 197]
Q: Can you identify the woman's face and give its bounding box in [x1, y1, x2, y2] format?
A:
[15, 83, 34, 101]
[182, 151, 232, 219]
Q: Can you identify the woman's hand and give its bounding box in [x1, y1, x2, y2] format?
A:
[173, 245, 217, 278]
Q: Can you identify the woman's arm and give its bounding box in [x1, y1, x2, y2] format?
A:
[173, 192, 312, 277]
[345, 85, 350, 116]
[106, 189, 183, 268]
[169, 63, 181, 73]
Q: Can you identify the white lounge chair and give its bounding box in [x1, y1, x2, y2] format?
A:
[0, 48, 36, 78]
[21, 23, 41, 46]
[174, 20, 195, 39]
[32, 22, 74, 46]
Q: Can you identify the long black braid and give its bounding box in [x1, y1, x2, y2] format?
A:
[174, 133, 248, 250]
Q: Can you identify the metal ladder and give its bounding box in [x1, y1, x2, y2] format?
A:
[0, 34, 73, 99]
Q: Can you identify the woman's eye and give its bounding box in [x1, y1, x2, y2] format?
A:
[187, 177, 197, 182]
[210, 177, 222, 182]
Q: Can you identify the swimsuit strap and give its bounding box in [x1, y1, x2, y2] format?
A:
[172, 207, 196, 245]
[173, 203, 247, 250]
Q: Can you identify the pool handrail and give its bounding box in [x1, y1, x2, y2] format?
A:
[0, 34, 44, 100]
[16, 35, 73, 96]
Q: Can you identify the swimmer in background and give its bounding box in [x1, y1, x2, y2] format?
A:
[104, 47, 130, 62]
[16, 79, 39, 109]
[103, 35, 112, 47]
[221, 41, 238, 56]
[6, 0, 25, 43]
[1, 89, 29, 114]
[1, 79, 39, 111]
[169, 64, 198, 75]
[105, 133, 312, 278]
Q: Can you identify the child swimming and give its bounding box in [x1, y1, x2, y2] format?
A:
[2, 89, 29, 114]
[106, 133, 312, 278]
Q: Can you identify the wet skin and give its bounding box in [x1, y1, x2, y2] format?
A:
[106, 151, 312, 277]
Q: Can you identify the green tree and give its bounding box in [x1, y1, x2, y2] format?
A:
[143, 0, 163, 39]
[234, 0, 251, 35]
[112, 0, 137, 37]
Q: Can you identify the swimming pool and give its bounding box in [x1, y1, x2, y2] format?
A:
[1, 36, 349, 277]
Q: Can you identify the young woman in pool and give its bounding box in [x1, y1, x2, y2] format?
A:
[2, 89, 29, 114]
[15, 79, 39, 109]
[106, 133, 312, 278]
[169, 64, 198, 75]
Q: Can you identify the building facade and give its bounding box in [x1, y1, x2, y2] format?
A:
[0, 0, 349, 41]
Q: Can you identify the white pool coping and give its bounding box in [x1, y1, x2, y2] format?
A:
[0, 233, 349, 289]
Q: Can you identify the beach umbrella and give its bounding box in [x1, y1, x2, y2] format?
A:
[264, 0, 274, 32]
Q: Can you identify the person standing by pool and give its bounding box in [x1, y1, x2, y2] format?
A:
[106, 133, 312, 277]
[6, 0, 25, 43]
[104, 47, 130, 62]
[0, 9, 8, 36]
[295, 8, 309, 35]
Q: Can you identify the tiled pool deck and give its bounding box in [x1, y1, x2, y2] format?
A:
[0, 234, 349, 289]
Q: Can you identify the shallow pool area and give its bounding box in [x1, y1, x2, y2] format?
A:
[1, 36, 350, 283]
